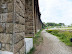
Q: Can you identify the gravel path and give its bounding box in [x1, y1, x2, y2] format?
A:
[35, 30, 72, 54]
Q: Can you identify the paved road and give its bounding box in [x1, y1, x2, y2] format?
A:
[37, 30, 72, 54]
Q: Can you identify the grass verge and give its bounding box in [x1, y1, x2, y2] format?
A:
[46, 30, 72, 46]
[27, 29, 43, 54]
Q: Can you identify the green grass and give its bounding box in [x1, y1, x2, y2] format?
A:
[27, 47, 35, 54]
[33, 29, 43, 46]
[46, 26, 55, 29]
[46, 26, 72, 29]
[27, 29, 43, 54]
[66, 26, 72, 28]
[46, 30, 72, 46]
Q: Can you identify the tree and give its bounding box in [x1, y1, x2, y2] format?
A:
[71, 24, 72, 26]
[45, 23, 65, 26]
[59, 23, 65, 26]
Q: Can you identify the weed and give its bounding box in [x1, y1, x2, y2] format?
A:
[27, 47, 35, 54]
[28, 29, 43, 54]
[46, 30, 72, 46]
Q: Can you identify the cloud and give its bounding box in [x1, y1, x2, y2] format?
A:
[39, 0, 72, 25]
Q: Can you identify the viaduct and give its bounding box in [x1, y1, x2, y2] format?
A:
[0, 0, 43, 54]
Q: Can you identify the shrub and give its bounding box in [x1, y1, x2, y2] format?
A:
[46, 30, 72, 46]
[46, 30, 53, 33]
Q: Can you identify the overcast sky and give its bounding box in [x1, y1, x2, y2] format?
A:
[39, 0, 72, 25]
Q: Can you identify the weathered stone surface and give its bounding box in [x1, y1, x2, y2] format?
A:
[0, 0, 13, 3]
[5, 44, 13, 52]
[19, 17, 25, 24]
[6, 44, 11, 51]
[0, 1, 13, 13]
[7, 12, 13, 22]
[20, 0, 25, 5]
[26, 30, 34, 34]
[6, 23, 13, 33]
[0, 33, 12, 44]
[6, 0, 12, 3]
[15, 0, 24, 17]
[1, 44, 5, 51]
[0, 4, 7, 13]
[14, 40, 24, 53]
[25, 22, 33, 26]
[14, 32, 25, 44]
[25, 0, 35, 38]
[20, 46, 25, 54]
[26, 26, 33, 30]
[2, 44, 5, 48]
[0, 13, 7, 22]
[0, 23, 5, 33]
[0, 0, 43, 53]
[8, 3, 13, 12]
[16, 52, 19, 54]
[16, 0, 24, 10]
[14, 24, 25, 32]
[0, 34, 13, 52]
[2, 48, 5, 51]
[15, 5, 24, 17]
[13, 0, 25, 53]
[0, 12, 14, 23]
[15, 14, 25, 24]
[15, 3, 20, 13]
[25, 34, 34, 37]
[5, 34, 12, 44]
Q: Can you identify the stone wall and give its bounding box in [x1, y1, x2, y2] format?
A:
[25, 0, 35, 37]
[0, 0, 14, 52]
[0, 0, 42, 54]
[0, 0, 25, 54]
[25, 0, 42, 36]
[34, 0, 42, 33]
[14, 0, 25, 54]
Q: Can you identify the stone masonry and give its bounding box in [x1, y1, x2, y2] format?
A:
[34, 0, 42, 33]
[0, 0, 42, 54]
[0, 0, 25, 54]
[25, 0, 35, 37]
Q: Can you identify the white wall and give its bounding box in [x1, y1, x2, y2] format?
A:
[0, 51, 13, 54]
[25, 38, 33, 54]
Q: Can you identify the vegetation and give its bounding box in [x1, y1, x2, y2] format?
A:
[34, 29, 43, 46]
[71, 24, 72, 26]
[43, 22, 65, 29]
[66, 26, 72, 28]
[27, 47, 35, 54]
[45, 23, 65, 26]
[46, 26, 55, 29]
[46, 30, 72, 46]
[27, 29, 43, 54]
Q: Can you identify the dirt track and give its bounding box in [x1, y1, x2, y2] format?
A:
[34, 30, 72, 54]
